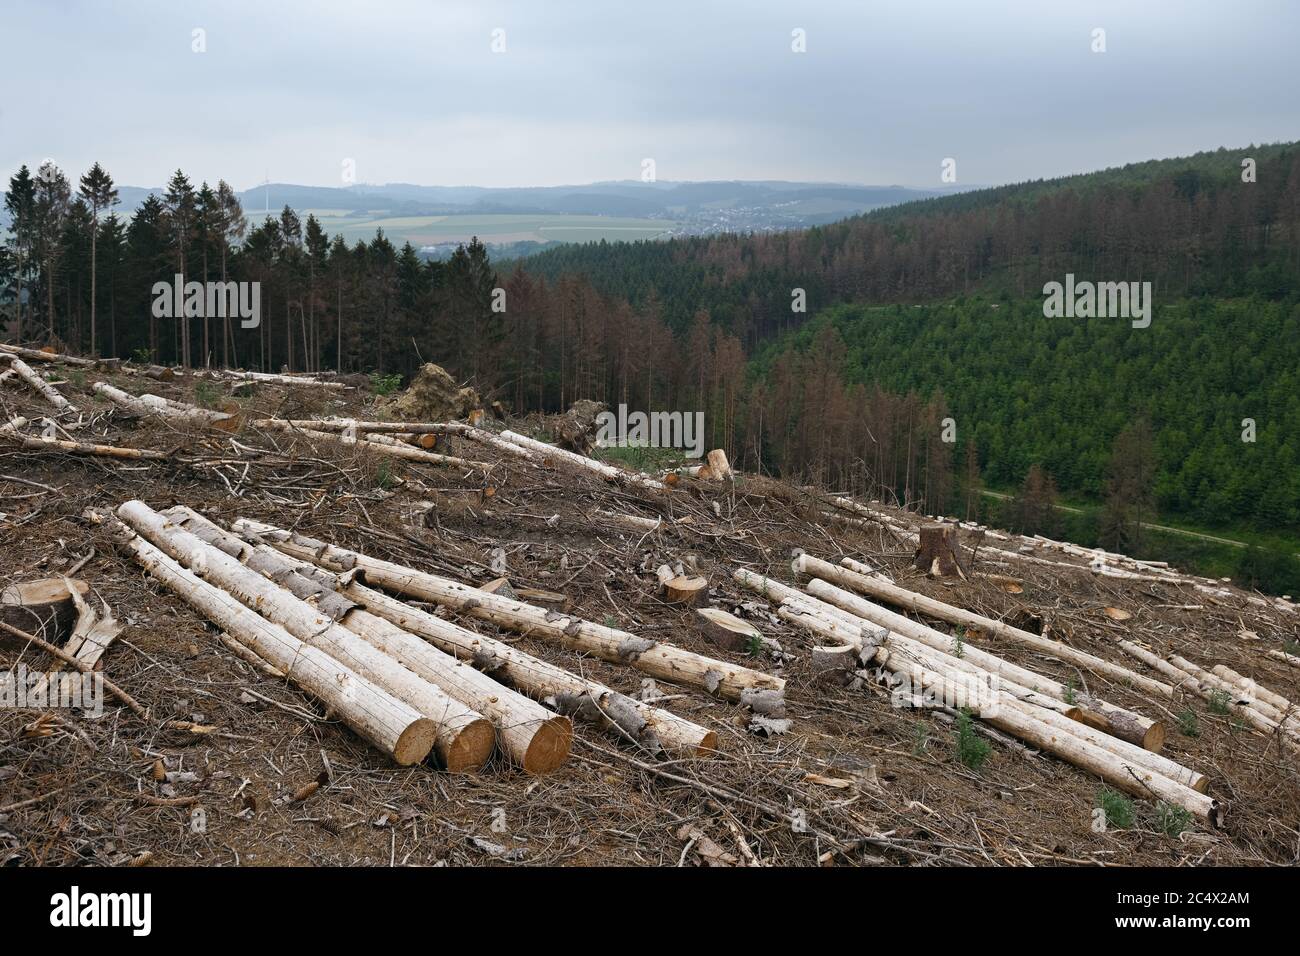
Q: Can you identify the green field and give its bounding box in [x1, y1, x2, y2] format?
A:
[299, 209, 677, 248]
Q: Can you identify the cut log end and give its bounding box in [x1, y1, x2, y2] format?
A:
[440, 718, 497, 773]
[1143, 722, 1167, 753]
[695, 607, 761, 652]
[393, 718, 440, 766]
[522, 716, 574, 775]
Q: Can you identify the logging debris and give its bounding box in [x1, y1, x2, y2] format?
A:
[1, 359, 1297, 866]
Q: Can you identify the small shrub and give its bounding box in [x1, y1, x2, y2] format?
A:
[1207, 689, 1232, 716]
[1175, 708, 1200, 738]
[194, 380, 220, 409]
[745, 634, 764, 658]
[132, 347, 151, 364]
[370, 372, 402, 396]
[374, 461, 395, 490]
[1155, 801, 1192, 837]
[954, 709, 990, 770]
[1063, 678, 1078, 706]
[1097, 787, 1135, 829]
[912, 721, 929, 756]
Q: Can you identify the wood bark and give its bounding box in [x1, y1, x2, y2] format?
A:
[0, 355, 77, 412]
[0, 417, 166, 461]
[117, 501, 494, 772]
[107, 517, 435, 764]
[797, 553, 1174, 699]
[93, 382, 239, 431]
[164, 506, 570, 773]
[233, 518, 785, 704]
[336, 575, 717, 756]
[913, 523, 967, 578]
[499, 430, 667, 490]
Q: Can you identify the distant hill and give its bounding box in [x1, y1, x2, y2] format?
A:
[0, 179, 950, 249]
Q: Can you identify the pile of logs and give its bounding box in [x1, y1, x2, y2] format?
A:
[735, 553, 1220, 826]
[103, 502, 789, 771]
[1116, 640, 1300, 755]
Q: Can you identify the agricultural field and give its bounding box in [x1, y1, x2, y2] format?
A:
[299, 209, 677, 248]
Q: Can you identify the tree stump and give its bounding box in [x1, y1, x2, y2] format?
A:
[0, 578, 90, 649]
[913, 524, 966, 578]
[695, 607, 761, 652]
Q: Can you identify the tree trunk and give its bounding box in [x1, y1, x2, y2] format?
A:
[116, 501, 494, 772]
[233, 519, 785, 705]
[108, 517, 435, 765]
[93, 382, 239, 431]
[797, 553, 1173, 699]
[913, 523, 966, 578]
[164, 506, 571, 773]
[0, 355, 77, 412]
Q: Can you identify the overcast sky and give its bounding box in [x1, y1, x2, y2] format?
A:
[3, 0, 1296, 191]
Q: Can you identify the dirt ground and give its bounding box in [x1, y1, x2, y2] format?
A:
[2, 368, 1298, 867]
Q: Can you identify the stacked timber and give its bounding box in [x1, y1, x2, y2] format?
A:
[230, 518, 785, 707]
[733, 565, 1218, 826]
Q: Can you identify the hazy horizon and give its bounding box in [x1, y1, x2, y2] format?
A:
[5, 0, 1297, 192]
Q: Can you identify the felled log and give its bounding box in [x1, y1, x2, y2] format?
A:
[251, 418, 439, 434]
[695, 607, 762, 652]
[499, 430, 667, 491]
[117, 501, 493, 772]
[882, 644, 1206, 792]
[106, 517, 435, 765]
[257, 420, 481, 469]
[804, 575, 1166, 751]
[592, 508, 663, 533]
[882, 655, 1219, 825]
[234, 518, 785, 704]
[214, 369, 348, 389]
[335, 575, 717, 756]
[794, 553, 1173, 700]
[0, 354, 77, 412]
[93, 382, 239, 431]
[164, 506, 571, 773]
[1210, 663, 1293, 714]
[913, 523, 966, 578]
[0, 343, 98, 367]
[0, 578, 90, 647]
[427, 422, 533, 459]
[0, 416, 166, 461]
[656, 565, 708, 606]
[1267, 649, 1300, 669]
